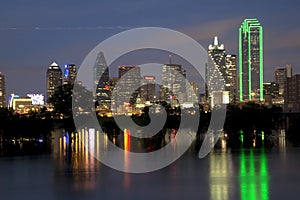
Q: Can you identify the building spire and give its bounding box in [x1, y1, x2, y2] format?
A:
[214, 36, 218, 46]
[169, 54, 172, 64]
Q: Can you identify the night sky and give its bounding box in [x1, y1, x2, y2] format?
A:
[0, 0, 299, 96]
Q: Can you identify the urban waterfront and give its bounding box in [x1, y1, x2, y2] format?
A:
[0, 128, 299, 200]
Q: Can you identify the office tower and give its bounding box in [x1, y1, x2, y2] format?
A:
[161, 64, 186, 104]
[140, 76, 156, 102]
[0, 72, 5, 107]
[117, 66, 141, 105]
[93, 51, 109, 94]
[206, 36, 228, 106]
[274, 64, 292, 95]
[63, 64, 77, 85]
[187, 81, 199, 102]
[239, 19, 264, 101]
[285, 74, 300, 112]
[93, 52, 110, 110]
[263, 82, 279, 107]
[46, 62, 62, 102]
[225, 54, 237, 102]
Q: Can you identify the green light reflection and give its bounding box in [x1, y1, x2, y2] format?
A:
[240, 149, 269, 200]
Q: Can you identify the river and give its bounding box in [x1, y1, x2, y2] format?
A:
[0, 129, 299, 200]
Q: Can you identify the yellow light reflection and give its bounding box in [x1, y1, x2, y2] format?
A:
[123, 129, 131, 189]
[209, 151, 232, 200]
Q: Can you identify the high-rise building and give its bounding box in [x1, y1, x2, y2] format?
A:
[93, 51, 109, 94]
[263, 82, 279, 107]
[93, 52, 110, 110]
[117, 66, 141, 105]
[0, 72, 5, 107]
[161, 64, 186, 105]
[206, 36, 230, 106]
[187, 81, 199, 102]
[140, 76, 156, 102]
[239, 19, 264, 101]
[274, 64, 292, 95]
[225, 54, 237, 102]
[63, 64, 77, 85]
[46, 62, 62, 102]
[285, 74, 300, 112]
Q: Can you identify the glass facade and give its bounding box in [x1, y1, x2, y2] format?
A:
[46, 62, 62, 102]
[225, 54, 237, 102]
[93, 52, 110, 109]
[140, 76, 156, 102]
[117, 66, 141, 105]
[206, 36, 229, 106]
[161, 64, 186, 104]
[63, 64, 77, 85]
[239, 19, 263, 101]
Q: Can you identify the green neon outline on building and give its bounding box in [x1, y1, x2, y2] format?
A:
[259, 26, 264, 101]
[239, 27, 243, 101]
[239, 19, 263, 101]
[248, 29, 252, 100]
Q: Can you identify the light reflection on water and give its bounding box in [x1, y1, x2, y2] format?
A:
[55, 128, 273, 200]
[209, 148, 233, 200]
[239, 149, 269, 200]
[1, 128, 300, 200]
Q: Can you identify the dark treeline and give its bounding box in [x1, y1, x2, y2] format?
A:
[0, 107, 53, 140]
[1, 83, 300, 148]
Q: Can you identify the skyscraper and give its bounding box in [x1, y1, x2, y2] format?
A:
[239, 19, 264, 101]
[263, 82, 279, 107]
[0, 72, 6, 107]
[225, 54, 237, 102]
[205, 37, 226, 107]
[206, 37, 238, 106]
[140, 76, 156, 102]
[93, 51, 109, 94]
[285, 74, 300, 112]
[274, 64, 292, 95]
[187, 81, 199, 102]
[161, 64, 187, 105]
[46, 62, 62, 102]
[63, 64, 77, 85]
[93, 52, 110, 110]
[117, 66, 141, 105]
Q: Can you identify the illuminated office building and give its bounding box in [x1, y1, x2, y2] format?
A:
[285, 74, 300, 112]
[63, 64, 77, 85]
[225, 54, 237, 102]
[239, 19, 264, 101]
[206, 37, 228, 106]
[93, 52, 110, 109]
[46, 62, 62, 102]
[0, 72, 6, 107]
[161, 64, 186, 105]
[140, 76, 156, 102]
[263, 82, 279, 107]
[187, 81, 199, 102]
[274, 64, 292, 95]
[93, 51, 109, 94]
[117, 66, 141, 105]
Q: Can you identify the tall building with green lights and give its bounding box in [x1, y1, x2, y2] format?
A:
[239, 19, 264, 101]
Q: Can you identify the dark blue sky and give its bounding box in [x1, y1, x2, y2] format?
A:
[0, 0, 299, 96]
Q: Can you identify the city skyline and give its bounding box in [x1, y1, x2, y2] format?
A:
[1, 1, 300, 96]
